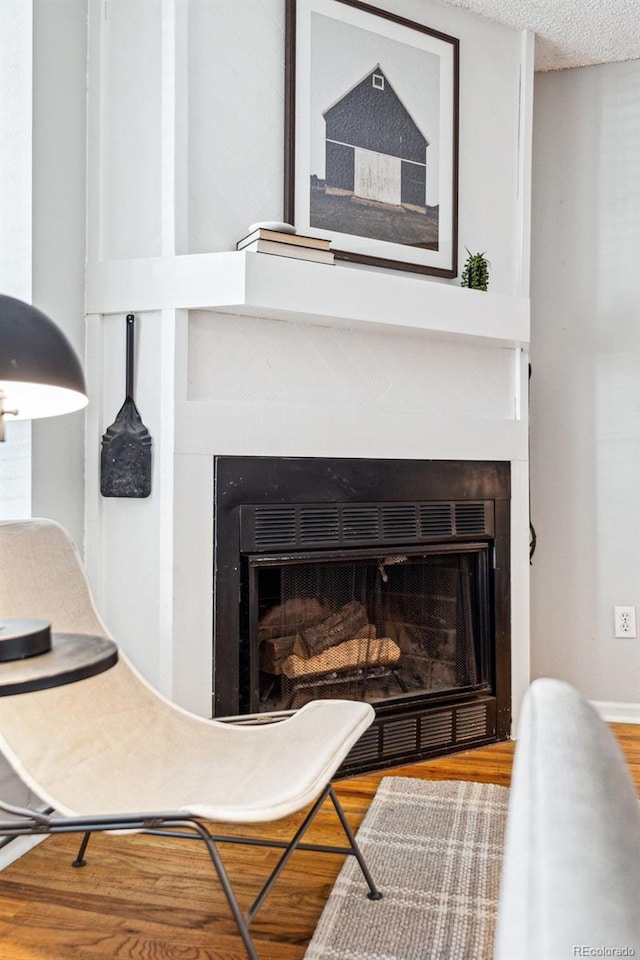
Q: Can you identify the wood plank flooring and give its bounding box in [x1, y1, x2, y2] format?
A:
[1, 724, 638, 960]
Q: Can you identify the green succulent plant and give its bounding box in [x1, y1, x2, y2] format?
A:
[461, 249, 490, 291]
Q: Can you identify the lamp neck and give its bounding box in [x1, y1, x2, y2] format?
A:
[0, 390, 19, 442]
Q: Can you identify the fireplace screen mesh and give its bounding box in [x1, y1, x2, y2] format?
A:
[252, 548, 489, 712]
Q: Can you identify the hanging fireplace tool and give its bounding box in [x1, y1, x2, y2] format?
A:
[100, 313, 152, 498]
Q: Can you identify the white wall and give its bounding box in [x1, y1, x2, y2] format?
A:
[31, 0, 88, 547]
[530, 59, 640, 708]
[99, 0, 163, 261]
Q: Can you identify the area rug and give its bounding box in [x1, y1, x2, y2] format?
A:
[305, 777, 509, 960]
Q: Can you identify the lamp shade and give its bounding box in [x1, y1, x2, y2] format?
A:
[0, 294, 88, 421]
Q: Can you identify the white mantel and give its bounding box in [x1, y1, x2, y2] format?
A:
[86, 250, 529, 348]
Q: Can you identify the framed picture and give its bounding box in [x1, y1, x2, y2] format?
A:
[285, 0, 459, 278]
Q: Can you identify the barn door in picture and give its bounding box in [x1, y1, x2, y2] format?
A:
[354, 147, 401, 205]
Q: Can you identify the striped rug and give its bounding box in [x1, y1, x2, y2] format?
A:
[305, 777, 509, 960]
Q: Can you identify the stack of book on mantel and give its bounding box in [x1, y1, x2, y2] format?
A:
[236, 226, 334, 264]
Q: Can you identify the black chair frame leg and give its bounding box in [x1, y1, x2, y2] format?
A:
[180, 784, 382, 959]
[72, 830, 92, 867]
[328, 786, 382, 900]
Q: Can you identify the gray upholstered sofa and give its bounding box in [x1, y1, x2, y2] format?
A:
[494, 677, 640, 960]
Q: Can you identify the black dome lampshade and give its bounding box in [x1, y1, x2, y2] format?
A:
[0, 293, 88, 439]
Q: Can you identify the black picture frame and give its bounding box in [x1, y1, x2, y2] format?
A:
[285, 0, 459, 278]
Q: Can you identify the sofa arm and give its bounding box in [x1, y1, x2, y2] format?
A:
[494, 678, 640, 960]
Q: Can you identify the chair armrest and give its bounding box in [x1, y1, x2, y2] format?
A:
[494, 678, 640, 960]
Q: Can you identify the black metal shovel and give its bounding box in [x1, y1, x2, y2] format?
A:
[100, 314, 152, 498]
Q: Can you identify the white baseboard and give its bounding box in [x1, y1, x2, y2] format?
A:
[0, 834, 46, 871]
[591, 700, 640, 724]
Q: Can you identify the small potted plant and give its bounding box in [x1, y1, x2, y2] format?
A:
[461, 249, 490, 291]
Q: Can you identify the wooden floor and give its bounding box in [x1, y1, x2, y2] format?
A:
[1, 724, 638, 960]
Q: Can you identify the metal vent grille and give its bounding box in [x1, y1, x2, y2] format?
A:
[455, 703, 489, 742]
[420, 711, 454, 749]
[299, 505, 339, 543]
[343, 505, 380, 541]
[253, 507, 296, 547]
[455, 503, 487, 535]
[382, 505, 419, 540]
[339, 698, 497, 776]
[419, 504, 454, 538]
[382, 717, 419, 756]
[242, 500, 492, 551]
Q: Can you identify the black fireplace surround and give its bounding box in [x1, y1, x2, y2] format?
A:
[213, 457, 511, 775]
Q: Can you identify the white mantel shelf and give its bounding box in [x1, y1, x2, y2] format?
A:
[86, 251, 530, 347]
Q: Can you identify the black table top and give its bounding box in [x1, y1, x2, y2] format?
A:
[0, 633, 118, 696]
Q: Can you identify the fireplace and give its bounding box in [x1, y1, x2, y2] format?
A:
[213, 457, 511, 774]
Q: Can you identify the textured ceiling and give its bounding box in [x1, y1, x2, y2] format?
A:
[436, 0, 640, 71]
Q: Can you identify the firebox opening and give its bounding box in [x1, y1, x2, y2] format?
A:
[214, 456, 511, 774]
[242, 544, 492, 714]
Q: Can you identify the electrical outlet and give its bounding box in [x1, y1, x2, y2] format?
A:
[614, 606, 637, 638]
